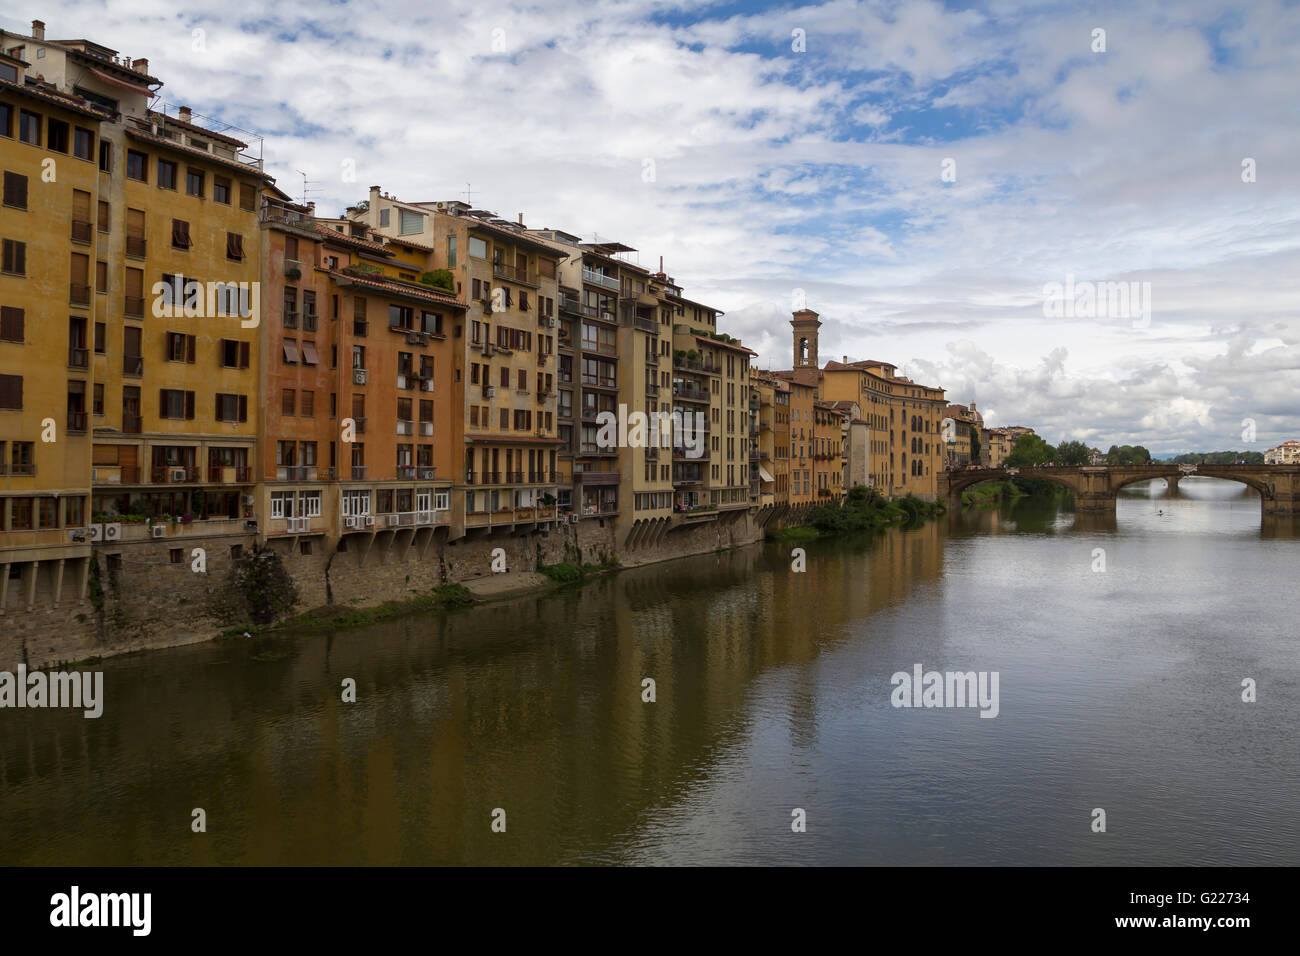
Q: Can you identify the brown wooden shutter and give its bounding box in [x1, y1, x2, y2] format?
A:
[72, 189, 91, 222]
[3, 172, 27, 208]
[98, 200, 110, 232]
[186, 334, 196, 363]
[126, 208, 145, 238]
[227, 232, 244, 259]
[185, 391, 195, 419]
[238, 395, 248, 422]
[239, 341, 250, 369]
[159, 388, 167, 417]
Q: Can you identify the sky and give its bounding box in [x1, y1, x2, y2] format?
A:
[8, 0, 1298, 453]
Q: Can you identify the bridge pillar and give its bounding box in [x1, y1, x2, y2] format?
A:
[1074, 492, 1116, 512]
[1263, 471, 1300, 516]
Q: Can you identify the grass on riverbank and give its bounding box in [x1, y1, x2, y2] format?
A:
[769, 487, 946, 539]
[536, 558, 620, 583]
[222, 583, 475, 638]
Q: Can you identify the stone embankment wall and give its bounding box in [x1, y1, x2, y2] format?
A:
[4, 506, 819, 668]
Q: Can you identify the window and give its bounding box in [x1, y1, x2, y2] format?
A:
[73, 127, 94, 161]
[0, 306, 23, 342]
[166, 332, 196, 363]
[98, 200, 110, 232]
[2, 171, 26, 209]
[171, 219, 191, 249]
[126, 150, 147, 181]
[301, 391, 315, 417]
[169, 548, 183, 565]
[283, 339, 299, 364]
[98, 140, 112, 172]
[469, 236, 488, 259]
[159, 388, 195, 419]
[0, 103, 10, 138]
[47, 119, 69, 153]
[282, 389, 295, 415]
[239, 183, 256, 211]
[421, 311, 442, 335]
[40, 498, 60, 528]
[158, 159, 178, 189]
[221, 338, 250, 368]
[19, 110, 41, 145]
[186, 168, 204, 197]
[226, 232, 244, 260]
[399, 209, 423, 234]
[96, 260, 107, 293]
[93, 383, 104, 415]
[447, 235, 457, 268]
[0, 373, 21, 409]
[1, 239, 25, 275]
[213, 176, 231, 204]
[215, 393, 247, 422]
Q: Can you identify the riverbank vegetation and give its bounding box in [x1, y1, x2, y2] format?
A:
[536, 558, 620, 583]
[961, 479, 1026, 506]
[224, 583, 475, 639]
[770, 486, 946, 540]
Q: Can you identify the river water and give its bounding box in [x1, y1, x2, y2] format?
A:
[2, 477, 1297, 865]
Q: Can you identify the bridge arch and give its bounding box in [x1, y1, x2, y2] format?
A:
[1112, 468, 1274, 502]
[943, 468, 1084, 499]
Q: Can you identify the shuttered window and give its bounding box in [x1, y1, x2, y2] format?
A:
[171, 219, 191, 249]
[2, 171, 26, 209]
[226, 232, 244, 260]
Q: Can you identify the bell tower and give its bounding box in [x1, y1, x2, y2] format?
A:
[792, 308, 821, 369]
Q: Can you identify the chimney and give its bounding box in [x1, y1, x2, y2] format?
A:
[518, 213, 524, 225]
[178, 106, 192, 123]
[31, 20, 45, 40]
[843, 355, 848, 363]
[132, 57, 149, 74]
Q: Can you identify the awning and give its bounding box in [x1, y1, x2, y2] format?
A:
[300, 342, 319, 366]
[89, 66, 157, 93]
[758, 465, 774, 483]
[282, 341, 299, 363]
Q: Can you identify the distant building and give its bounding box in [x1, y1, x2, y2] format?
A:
[1265, 440, 1300, 465]
[985, 426, 1036, 468]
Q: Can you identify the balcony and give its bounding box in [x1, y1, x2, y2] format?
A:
[352, 368, 368, 385]
[302, 311, 318, 332]
[673, 356, 721, 375]
[493, 262, 534, 284]
[579, 442, 618, 457]
[581, 375, 618, 391]
[282, 310, 298, 329]
[67, 410, 88, 433]
[559, 294, 582, 314]
[207, 465, 252, 483]
[150, 466, 200, 483]
[646, 380, 659, 397]
[124, 296, 145, 318]
[672, 384, 710, 404]
[125, 236, 147, 258]
[278, 465, 316, 481]
[91, 464, 139, 483]
[70, 283, 91, 306]
[68, 346, 89, 369]
[119, 516, 251, 542]
[397, 420, 414, 436]
[71, 219, 93, 243]
[582, 268, 619, 291]
[123, 355, 144, 377]
[353, 318, 368, 337]
[350, 465, 368, 480]
[122, 414, 142, 434]
[396, 465, 417, 480]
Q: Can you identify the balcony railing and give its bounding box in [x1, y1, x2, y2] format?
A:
[673, 356, 722, 375]
[493, 263, 529, 283]
[150, 466, 200, 483]
[71, 219, 93, 243]
[672, 385, 710, 403]
[68, 346, 89, 369]
[353, 318, 368, 337]
[581, 374, 618, 389]
[122, 414, 142, 434]
[350, 465, 368, 480]
[397, 420, 414, 436]
[282, 310, 298, 329]
[207, 465, 252, 482]
[125, 236, 147, 258]
[67, 410, 87, 433]
[123, 355, 144, 377]
[124, 295, 144, 317]
[559, 294, 581, 314]
[396, 465, 417, 479]
[70, 283, 91, 306]
[582, 268, 619, 290]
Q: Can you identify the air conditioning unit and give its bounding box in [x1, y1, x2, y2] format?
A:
[385, 513, 399, 527]
[68, 529, 87, 543]
[103, 523, 121, 541]
[88, 524, 104, 542]
[170, 467, 187, 482]
[353, 368, 368, 385]
[364, 516, 375, 527]
[151, 524, 166, 538]
[569, 514, 579, 524]
[546, 317, 557, 328]
[419, 468, 436, 479]
[484, 385, 497, 398]
[343, 516, 359, 529]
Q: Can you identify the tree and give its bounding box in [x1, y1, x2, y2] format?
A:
[1005, 434, 1056, 466]
[1055, 440, 1091, 466]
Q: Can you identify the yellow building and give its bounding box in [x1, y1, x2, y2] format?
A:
[2, 21, 268, 613]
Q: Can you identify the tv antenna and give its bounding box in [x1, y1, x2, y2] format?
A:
[297, 170, 320, 206]
[462, 182, 476, 206]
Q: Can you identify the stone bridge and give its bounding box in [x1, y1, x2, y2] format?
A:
[938, 463, 1300, 515]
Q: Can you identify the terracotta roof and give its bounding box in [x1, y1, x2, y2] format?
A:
[0, 77, 112, 120]
[314, 224, 392, 254]
[326, 269, 466, 308]
[147, 110, 248, 148]
[824, 359, 897, 371]
[467, 218, 568, 258]
[124, 127, 274, 181]
[378, 233, 437, 253]
[694, 335, 755, 356]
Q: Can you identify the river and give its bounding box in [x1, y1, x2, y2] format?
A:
[2, 477, 1296, 865]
